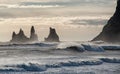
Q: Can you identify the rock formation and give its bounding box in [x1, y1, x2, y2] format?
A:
[10, 26, 38, 43]
[11, 29, 29, 43]
[45, 27, 60, 42]
[93, 0, 120, 42]
[30, 26, 38, 42]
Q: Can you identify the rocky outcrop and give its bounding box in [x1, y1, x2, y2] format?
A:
[30, 26, 38, 42]
[93, 0, 120, 43]
[10, 26, 38, 43]
[45, 27, 60, 42]
[11, 29, 29, 43]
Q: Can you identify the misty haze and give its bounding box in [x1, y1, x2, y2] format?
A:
[0, 0, 120, 74]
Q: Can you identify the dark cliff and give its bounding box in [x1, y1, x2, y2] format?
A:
[93, 0, 120, 42]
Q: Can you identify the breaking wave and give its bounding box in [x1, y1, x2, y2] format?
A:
[56, 42, 105, 52]
[0, 42, 57, 47]
[2, 60, 102, 72]
[1, 42, 120, 52]
[0, 42, 119, 73]
[0, 58, 120, 72]
[100, 58, 120, 63]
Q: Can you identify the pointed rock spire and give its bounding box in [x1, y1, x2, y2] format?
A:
[31, 26, 35, 34]
[18, 28, 25, 36]
[45, 27, 60, 42]
[11, 29, 29, 43]
[12, 31, 16, 38]
[30, 26, 38, 42]
[19, 28, 23, 33]
[10, 26, 38, 43]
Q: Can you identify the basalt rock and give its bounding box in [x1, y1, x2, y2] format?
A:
[30, 26, 38, 42]
[45, 27, 60, 42]
[93, 0, 120, 43]
[11, 29, 29, 43]
[10, 26, 38, 43]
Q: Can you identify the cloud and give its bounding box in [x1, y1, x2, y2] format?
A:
[20, 0, 116, 7]
[0, 4, 61, 8]
[0, 20, 3, 21]
[0, 0, 116, 18]
[0, 0, 60, 4]
[0, 0, 116, 8]
[0, 16, 108, 26]
[70, 19, 108, 26]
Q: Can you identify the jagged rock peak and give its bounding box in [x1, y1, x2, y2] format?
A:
[31, 26, 35, 34]
[45, 27, 60, 42]
[30, 26, 38, 41]
[10, 26, 38, 43]
[19, 29, 23, 33]
[50, 27, 56, 33]
[12, 31, 16, 37]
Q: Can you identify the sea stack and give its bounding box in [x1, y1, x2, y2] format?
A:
[30, 26, 38, 42]
[93, 0, 120, 42]
[45, 27, 60, 42]
[10, 26, 38, 43]
[11, 29, 29, 43]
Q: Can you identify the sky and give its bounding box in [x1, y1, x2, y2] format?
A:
[0, 0, 117, 42]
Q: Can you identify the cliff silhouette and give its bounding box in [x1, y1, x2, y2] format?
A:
[45, 27, 60, 42]
[10, 26, 38, 43]
[93, 0, 120, 43]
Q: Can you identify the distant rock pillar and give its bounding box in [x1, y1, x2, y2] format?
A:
[11, 31, 17, 42]
[45, 27, 60, 42]
[10, 29, 29, 43]
[30, 26, 38, 42]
